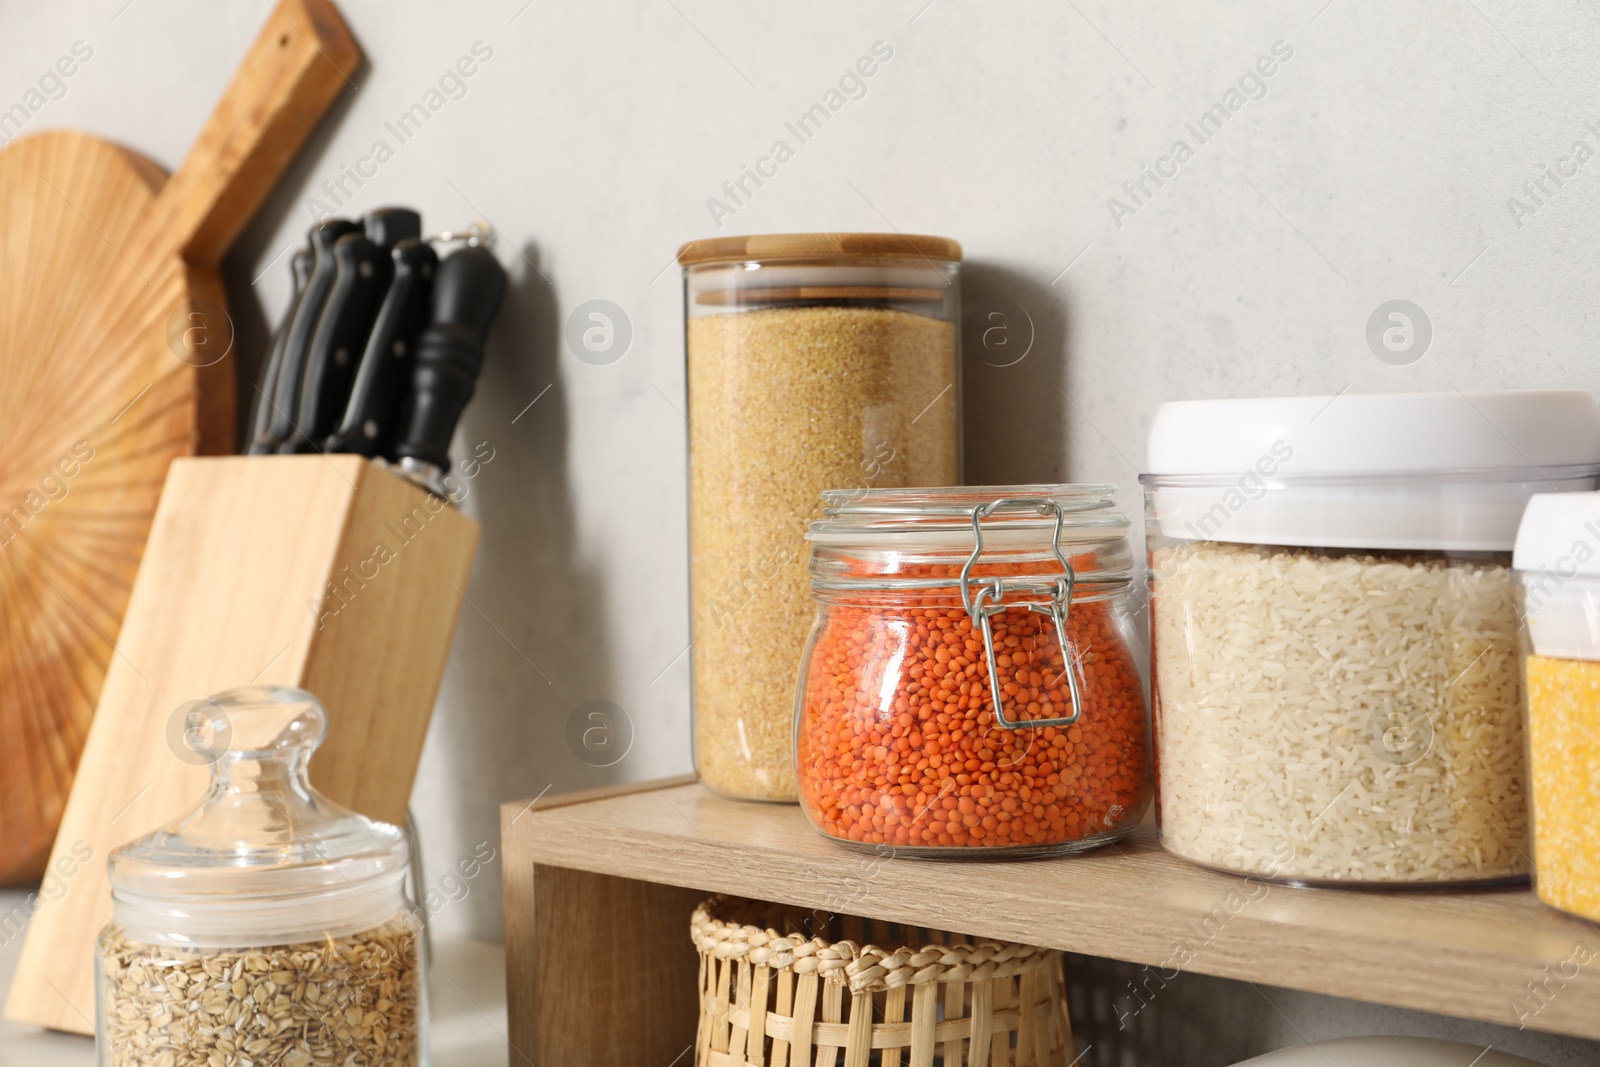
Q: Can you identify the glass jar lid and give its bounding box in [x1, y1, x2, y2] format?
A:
[680, 232, 961, 313]
[107, 686, 410, 947]
[807, 484, 1134, 593]
[677, 232, 962, 267]
[809, 484, 1129, 549]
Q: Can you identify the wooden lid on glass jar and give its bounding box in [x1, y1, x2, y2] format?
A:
[677, 232, 962, 266]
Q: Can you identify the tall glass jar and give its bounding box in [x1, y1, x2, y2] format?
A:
[1142, 390, 1600, 887]
[679, 233, 962, 801]
[795, 486, 1151, 857]
[95, 687, 426, 1066]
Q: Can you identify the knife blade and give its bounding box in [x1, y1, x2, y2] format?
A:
[249, 218, 359, 454]
[391, 244, 507, 495]
[279, 232, 391, 453]
[246, 244, 313, 448]
[323, 238, 437, 457]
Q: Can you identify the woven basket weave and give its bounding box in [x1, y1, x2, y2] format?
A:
[692, 896, 1077, 1067]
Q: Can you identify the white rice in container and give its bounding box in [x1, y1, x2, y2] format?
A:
[1150, 540, 1528, 884]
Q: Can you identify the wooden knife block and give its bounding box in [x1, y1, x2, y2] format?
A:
[5, 455, 479, 1034]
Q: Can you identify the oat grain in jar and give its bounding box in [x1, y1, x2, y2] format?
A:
[680, 234, 962, 801]
[95, 687, 425, 1067]
[796, 486, 1150, 856]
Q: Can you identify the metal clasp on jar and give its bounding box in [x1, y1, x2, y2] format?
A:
[958, 498, 1085, 730]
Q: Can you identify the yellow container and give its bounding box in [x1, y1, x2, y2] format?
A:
[1522, 655, 1600, 919]
[1515, 492, 1600, 921]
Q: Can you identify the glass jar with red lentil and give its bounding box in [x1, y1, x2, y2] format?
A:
[795, 486, 1151, 857]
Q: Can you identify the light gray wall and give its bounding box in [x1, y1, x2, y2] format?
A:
[7, 1, 1600, 1063]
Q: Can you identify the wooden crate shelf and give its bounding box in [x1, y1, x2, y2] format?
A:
[501, 777, 1600, 1066]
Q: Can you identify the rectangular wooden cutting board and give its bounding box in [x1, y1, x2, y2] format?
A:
[6, 455, 479, 1034]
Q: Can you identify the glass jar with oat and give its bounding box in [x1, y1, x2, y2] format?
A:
[95, 687, 425, 1067]
[679, 233, 963, 801]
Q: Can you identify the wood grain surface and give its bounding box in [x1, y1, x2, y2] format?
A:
[0, 0, 358, 886]
[0, 133, 169, 886]
[6, 456, 478, 1034]
[501, 783, 707, 1067]
[503, 780, 1600, 1044]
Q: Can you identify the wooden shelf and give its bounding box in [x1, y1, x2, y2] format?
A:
[501, 777, 1600, 1066]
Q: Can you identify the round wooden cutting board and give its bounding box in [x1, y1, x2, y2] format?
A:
[0, 131, 183, 883]
[0, 0, 359, 883]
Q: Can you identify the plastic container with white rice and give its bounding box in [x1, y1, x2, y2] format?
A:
[1140, 390, 1600, 886]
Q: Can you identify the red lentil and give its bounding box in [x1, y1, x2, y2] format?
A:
[796, 559, 1150, 852]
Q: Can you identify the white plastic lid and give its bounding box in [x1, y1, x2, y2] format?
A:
[1230, 1036, 1544, 1067]
[1514, 491, 1600, 659]
[1142, 390, 1600, 551]
[1146, 390, 1600, 473]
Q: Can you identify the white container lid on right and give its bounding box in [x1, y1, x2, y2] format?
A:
[1142, 390, 1600, 551]
[1229, 1036, 1546, 1067]
[1515, 490, 1600, 660]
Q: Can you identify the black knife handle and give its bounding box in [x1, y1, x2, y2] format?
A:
[281, 233, 392, 453]
[246, 245, 313, 447]
[392, 246, 507, 470]
[324, 239, 437, 456]
[363, 207, 421, 251]
[250, 218, 358, 454]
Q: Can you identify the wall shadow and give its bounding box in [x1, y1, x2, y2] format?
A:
[960, 260, 1072, 485]
[427, 240, 619, 935]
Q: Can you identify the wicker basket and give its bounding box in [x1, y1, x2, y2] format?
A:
[692, 896, 1077, 1067]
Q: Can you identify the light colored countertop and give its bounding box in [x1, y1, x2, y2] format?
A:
[0, 890, 508, 1066]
